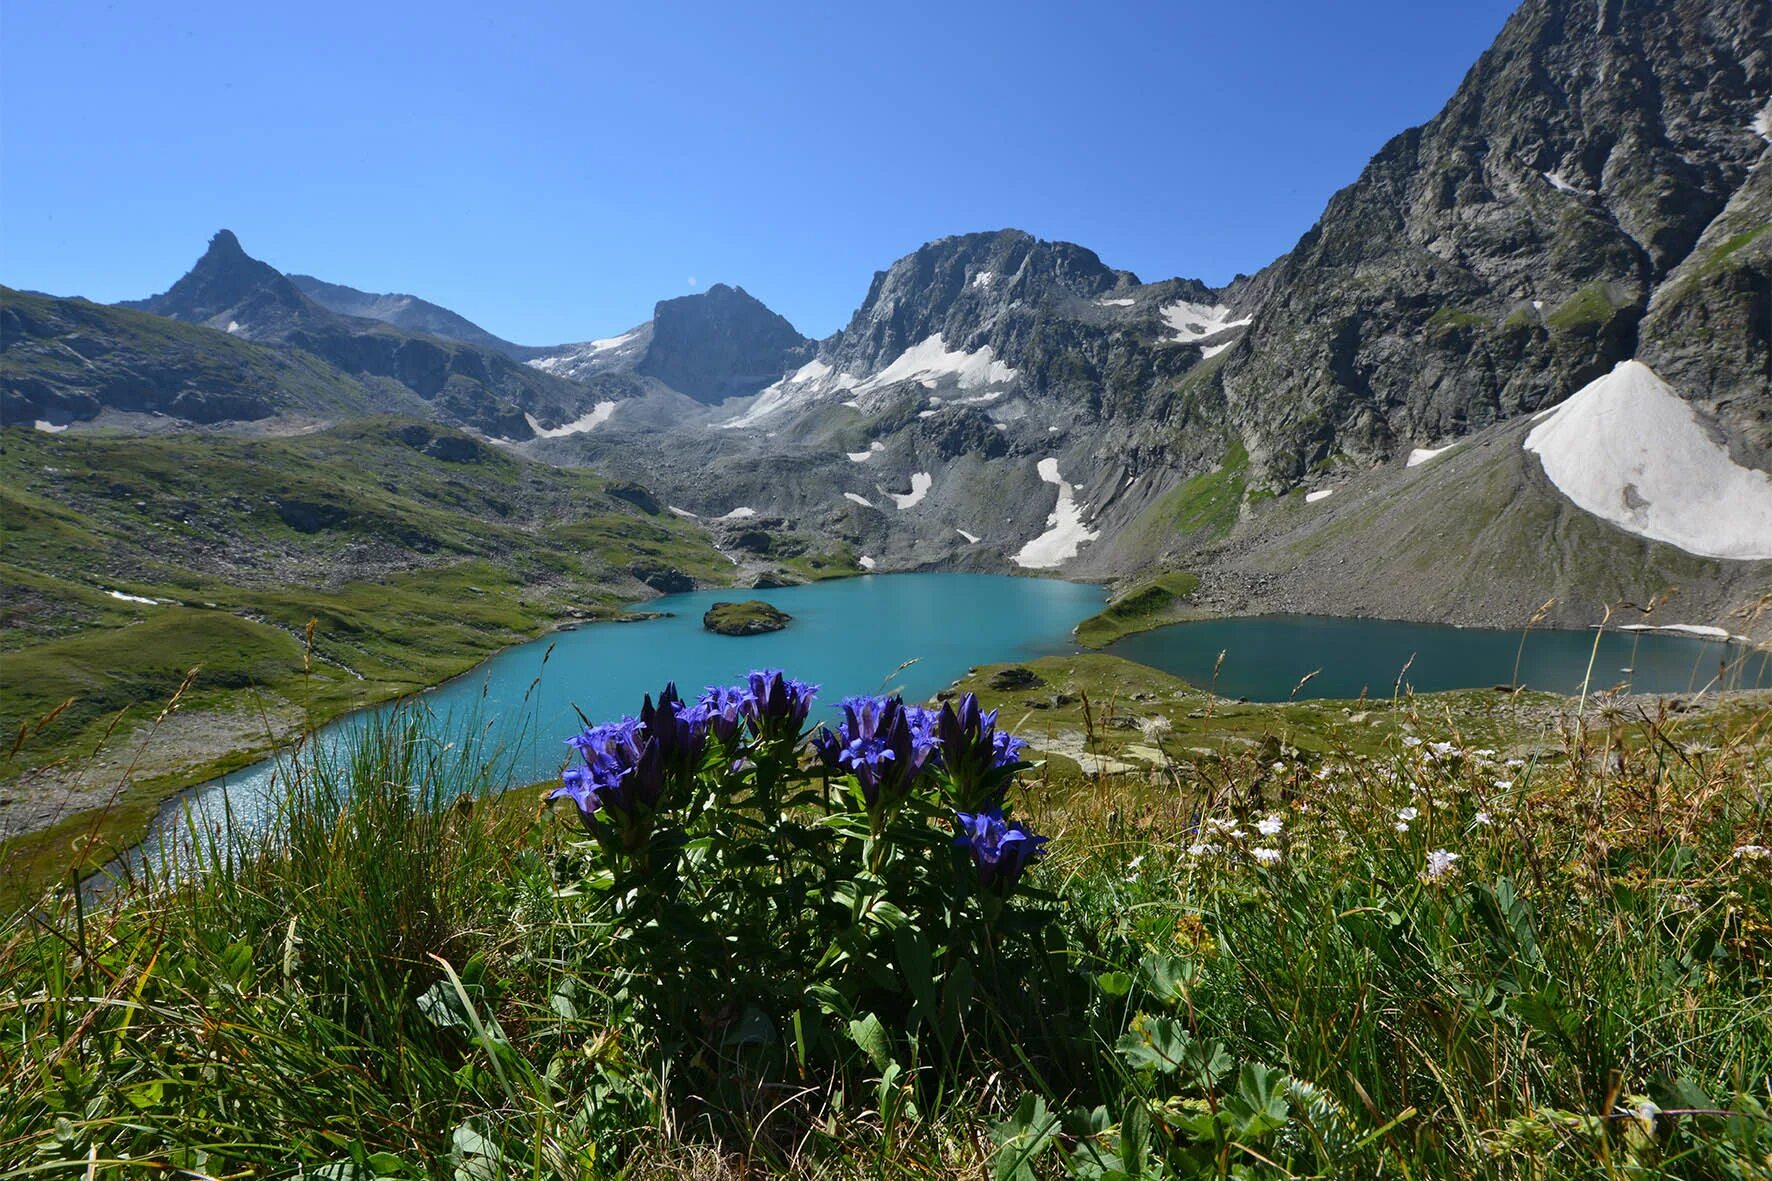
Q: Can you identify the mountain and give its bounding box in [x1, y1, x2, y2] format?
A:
[290, 273, 542, 361]
[1210, 0, 1772, 483]
[119, 231, 607, 439]
[525, 283, 813, 404]
[1, 286, 399, 427]
[636, 284, 813, 403]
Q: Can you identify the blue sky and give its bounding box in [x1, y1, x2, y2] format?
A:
[2, 0, 1517, 344]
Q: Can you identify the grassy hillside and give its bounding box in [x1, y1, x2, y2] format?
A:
[0, 419, 739, 889]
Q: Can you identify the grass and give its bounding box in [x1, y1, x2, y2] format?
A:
[1, 670, 1766, 1177]
[0, 421, 745, 904]
[1074, 571, 1202, 647]
[1546, 281, 1627, 334]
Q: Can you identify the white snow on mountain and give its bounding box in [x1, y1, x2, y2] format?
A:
[1544, 170, 1586, 194]
[525, 401, 618, 438]
[1407, 444, 1457, 467]
[1524, 360, 1772, 560]
[108, 590, 160, 605]
[855, 334, 1017, 394]
[972, 271, 996, 289]
[1201, 340, 1235, 359]
[1305, 489, 1334, 503]
[1096, 297, 1135, 307]
[1750, 100, 1771, 145]
[956, 529, 981, 544]
[843, 492, 875, 508]
[719, 506, 757, 520]
[1014, 458, 1098, 568]
[858, 555, 877, 570]
[719, 357, 861, 429]
[33, 420, 67, 434]
[889, 472, 933, 510]
[1160, 301, 1250, 343]
[847, 441, 886, 462]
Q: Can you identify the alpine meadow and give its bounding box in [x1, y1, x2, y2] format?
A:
[2, 0, 1770, 1177]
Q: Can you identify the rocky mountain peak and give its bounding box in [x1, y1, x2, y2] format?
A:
[1214, 0, 1772, 484]
[120, 229, 314, 336]
[634, 283, 813, 403]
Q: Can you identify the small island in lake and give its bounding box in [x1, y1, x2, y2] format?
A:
[702, 600, 793, 636]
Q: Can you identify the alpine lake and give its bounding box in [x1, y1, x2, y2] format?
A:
[130, 572, 1761, 860]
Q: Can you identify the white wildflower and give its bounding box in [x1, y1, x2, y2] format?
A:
[1424, 849, 1460, 880]
[1140, 716, 1173, 744]
[1429, 741, 1456, 757]
[1493, 779, 1514, 791]
[1251, 846, 1282, 866]
[1271, 761, 1288, 774]
[1473, 811, 1494, 826]
[1228, 828, 1247, 841]
[1187, 842, 1221, 857]
[1395, 821, 1411, 833]
[1206, 817, 1236, 832]
[1734, 845, 1772, 861]
[1256, 813, 1284, 837]
[1397, 807, 1419, 822]
[1126, 853, 1146, 871]
[1401, 736, 1423, 748]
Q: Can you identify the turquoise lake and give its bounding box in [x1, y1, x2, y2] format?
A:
[1106, 614, 1764, 701]
[131, 574, 1107, 853]
[127, 573, 1761, 864]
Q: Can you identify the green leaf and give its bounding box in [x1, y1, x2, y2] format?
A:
[991, 1092, 1060, 1181]
[848, 1012, 893, 1073]
[1223, 1063, 1291, 1138]
[1119, 1098, 1151, 1176]
[1096, 971, 1134, 998]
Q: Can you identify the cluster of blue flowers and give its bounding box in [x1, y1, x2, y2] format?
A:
[550, 670, 1047, 892]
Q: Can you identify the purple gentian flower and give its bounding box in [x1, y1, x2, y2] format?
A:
[740, 669, 818, 741]
[697, 684, 749, 747]
[934, 693, 1029, 811]
[813, 694, 939, 811]
[954, 807, 1048, 893]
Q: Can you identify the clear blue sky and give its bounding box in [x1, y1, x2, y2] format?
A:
[2, 0, 1517, 345]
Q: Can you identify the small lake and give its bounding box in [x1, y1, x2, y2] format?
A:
[1105, 614, 1765, 701]
[128, 573, 1107, 856]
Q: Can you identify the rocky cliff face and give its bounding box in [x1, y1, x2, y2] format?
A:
[1213, 0, 1772, 483]
[636, 284, 813, 403]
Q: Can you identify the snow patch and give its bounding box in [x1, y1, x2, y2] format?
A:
[843, 492, 874, 508]
[858, 555, 877, 571]
[956, 529, 981, 544]
[1201, 340, 1235, 359]
[844, 441, 886, 462]
[855, 334, 1017, 394]
[1013, 458, 1098, 569]
[667, 506, 698, 519]
[225, 320, 240, 334]
[1750, 100, 1772, 145]
[108, 590, 159, 605]
[889, 472, 933, 510]
[1096, 297, 1135, 307]
[33, 420, 67, 434]
[1618, 623, 1734, 641]
[971, 271, 996, 289]
[587, 329, 641, 354]
[1160, 301, 1250, 343]
[1524, 359, 1772, 560]
[718, 507, 757, 520]
[1305, 489, 1334, 503]
[526, 401, 618, 438]
[1407, 444, 1458, 467]
[1544, 170, 1586, 194]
